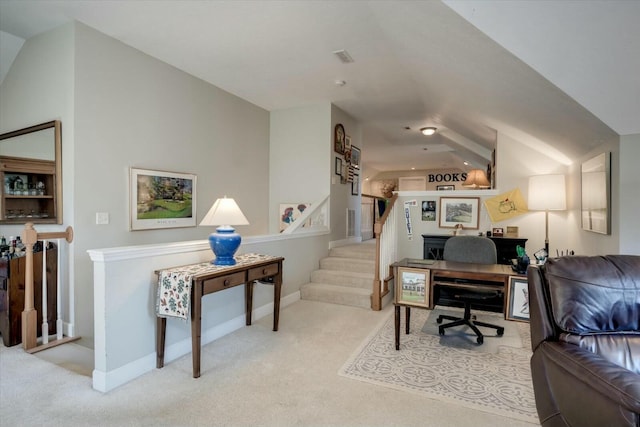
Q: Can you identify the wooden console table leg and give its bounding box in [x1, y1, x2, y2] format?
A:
[395, 305, 400, 350]
[156, 317, 166, 368]
[405, 306, 411, 334]
[245, 280, 254, 326]
[191, 284, 202, 379]
[273, 269, 282, 331]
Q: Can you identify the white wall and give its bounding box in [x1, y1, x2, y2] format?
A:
[0, 23, 76, 332]
[330, 105, 362, 244]
[70, 23, 273, 347]
[617, 134, 639, 254]
[269, 104, 331, 234]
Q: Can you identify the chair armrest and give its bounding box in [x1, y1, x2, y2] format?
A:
[539, 341, 640, 413]
[528, 265, 557, 351]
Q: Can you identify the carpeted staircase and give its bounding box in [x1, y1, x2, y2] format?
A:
[300, 242, 376, 309]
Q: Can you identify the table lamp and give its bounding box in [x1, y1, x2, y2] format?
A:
[200, 196, 249, 265]
[528, 174, 566, 256]
[462, 169, 491, 189]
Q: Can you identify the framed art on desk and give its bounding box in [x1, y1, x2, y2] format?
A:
[505, 276, 529, 322]
[396, 267, 430, 308]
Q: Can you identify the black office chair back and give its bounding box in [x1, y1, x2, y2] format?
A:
[443, 236, 497, 265]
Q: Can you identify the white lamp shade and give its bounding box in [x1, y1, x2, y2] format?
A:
[462, 169, 491, 188]
[199, 197, 249, 226]
[528, 174, 566, 211]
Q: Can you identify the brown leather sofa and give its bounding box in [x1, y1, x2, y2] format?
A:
[527, 255, 640, 427]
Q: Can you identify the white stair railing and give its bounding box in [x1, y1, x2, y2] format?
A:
[372, 194, 398, 310]
[281, 195, 330, 234]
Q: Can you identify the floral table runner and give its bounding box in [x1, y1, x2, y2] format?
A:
[156, 253, 279, 320]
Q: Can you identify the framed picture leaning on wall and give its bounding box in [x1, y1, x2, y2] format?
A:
[396, 267, 430, 308]
[505, 276, 529, 322]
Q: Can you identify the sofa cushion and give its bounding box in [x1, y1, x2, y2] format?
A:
[560, 332, 640, 374]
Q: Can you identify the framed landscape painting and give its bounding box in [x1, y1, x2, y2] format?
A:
[438, 197, 480, 229]
[130, 167, 196, 230]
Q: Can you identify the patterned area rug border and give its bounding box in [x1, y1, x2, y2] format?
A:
[338, 307, 538, 424]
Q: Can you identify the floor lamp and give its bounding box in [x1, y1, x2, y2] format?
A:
[528, 174, 566, 256]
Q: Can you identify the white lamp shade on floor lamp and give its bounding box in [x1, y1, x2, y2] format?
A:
[528, 174, 566, 255]
[200, 197, 249, 265]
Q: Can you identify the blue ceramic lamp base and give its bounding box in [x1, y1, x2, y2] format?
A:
[209, 226, 241, 265]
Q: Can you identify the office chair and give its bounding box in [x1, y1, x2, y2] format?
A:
[436, 235, 504, 344]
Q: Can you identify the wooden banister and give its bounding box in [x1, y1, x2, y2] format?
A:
[21, 222, 76, 353]
[371, 194, 398, 310]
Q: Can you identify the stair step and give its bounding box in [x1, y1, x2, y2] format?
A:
[310, 269, 373, 289]
[329, 244, 376, 260]
[319, 257, 374, 273]
[300, 283, 371, 309]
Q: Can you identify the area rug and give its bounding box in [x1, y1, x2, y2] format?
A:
[339, 307, 538, 424]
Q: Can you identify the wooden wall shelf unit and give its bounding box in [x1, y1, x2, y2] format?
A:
[1, 156, 58, 223]
[0, 120, 62, 225]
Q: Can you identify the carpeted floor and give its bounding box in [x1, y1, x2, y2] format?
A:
[339, 306, 538, 423]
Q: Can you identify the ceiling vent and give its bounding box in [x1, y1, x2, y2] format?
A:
[333, 49, 354, 63]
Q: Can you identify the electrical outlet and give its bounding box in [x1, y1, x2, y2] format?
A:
[96, 212, 109, 225]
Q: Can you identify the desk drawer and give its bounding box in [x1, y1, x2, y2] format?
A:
[202, 272, 246, 294]
[248, 263, 279, 282]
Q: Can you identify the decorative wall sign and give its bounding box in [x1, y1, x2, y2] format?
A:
[484, 188, 528, 223]
[129, 167, 196, 231]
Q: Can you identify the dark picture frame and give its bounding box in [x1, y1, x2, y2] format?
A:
[335, 156, 342, 176]
[350, 145, 361, 169]
[505, 276, 529, 322]
[334, 123, 345, 154]
[351, 174, 359, 195]
[436, 185, 455, 191]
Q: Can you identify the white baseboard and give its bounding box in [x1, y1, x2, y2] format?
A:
[92, 291, 301, 393]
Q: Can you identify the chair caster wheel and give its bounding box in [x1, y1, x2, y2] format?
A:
[477, 336, 483, 345]
[497, 328, 505, 336]
[436, 317, 443, 324]
[439, 327, 445, 336]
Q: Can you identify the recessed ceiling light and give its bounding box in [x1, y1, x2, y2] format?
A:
[420, 127, 437, 136]
[463, 161, 470, 166]
[335, 80, 346, 87]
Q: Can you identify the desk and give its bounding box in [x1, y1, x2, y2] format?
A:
[393, 258, 519, 350]
[156, 253, 284, 378]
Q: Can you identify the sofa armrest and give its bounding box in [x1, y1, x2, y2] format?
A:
[528, 265, 557, 351]
[538, 341, 640, 414]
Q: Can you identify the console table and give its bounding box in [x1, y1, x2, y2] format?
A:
[155, 253, 284, 378]
[422, 234, 528, 265]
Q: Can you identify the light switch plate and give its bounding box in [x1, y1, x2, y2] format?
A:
[96, 212, 109, 225]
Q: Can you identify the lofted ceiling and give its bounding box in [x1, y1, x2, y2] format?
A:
[0, 0, 638, 176]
